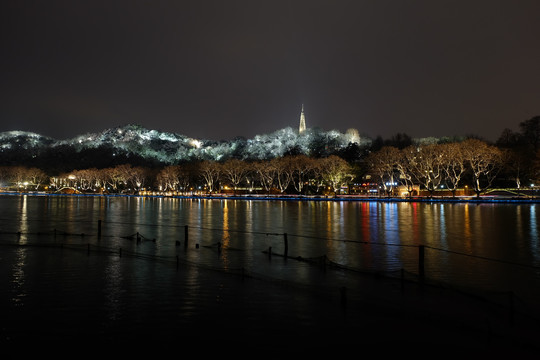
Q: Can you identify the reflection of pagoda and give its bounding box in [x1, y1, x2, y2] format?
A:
[299, 104, 306, 134]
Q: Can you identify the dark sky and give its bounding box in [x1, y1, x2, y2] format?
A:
[1, 0, 539, 141]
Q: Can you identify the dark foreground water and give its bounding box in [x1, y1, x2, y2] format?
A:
[1, 194, 539, 356]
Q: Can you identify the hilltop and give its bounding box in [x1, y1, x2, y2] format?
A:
[0, 124, 369, 173]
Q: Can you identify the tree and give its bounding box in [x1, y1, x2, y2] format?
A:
[252, 160, 276, 194]
[199, 161, 221, 193]
[385, 133, 412, 149]
[496, 128, 522, 148]
[335, 142, 363, 163]
[272, 157, 292, 193]
[129, 166, 150, 192]
[7, 166, 28, 189]
[104, 164, 133, 192]
[25, 167, 48, 190]
[519, 116, 540, 153]
[439, 142, 467, 197]
[222, 159, 249, 193]
[398, 146, 419, 198]
[70, 169, 94, 191]
[318, 155, 353, 194]
[287, 155, 314, 194]
[411, 144, 444, 196]
[365, 146, 400, 196]
[461, 139, 504, 197]
[156, 165, 181, 191]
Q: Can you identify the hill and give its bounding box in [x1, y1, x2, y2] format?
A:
[0, 124, 369, 173]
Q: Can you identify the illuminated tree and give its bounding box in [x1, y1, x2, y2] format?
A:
[410, 144, 444, 196]
[70, 169, 94, 191]
[25, 167, 48, 190]
[103, 164, 133, 192]
[288, 155, 314, 194]
[156, 165, 182, 191]
[199, 160, 221, 193]
[318, 155, 353, 194]
[461, 139, 504, 197]
[439, 142, 467, 196]
[271, 157, 292, 193]
[94, 168, 109, 192]
[252, 160, 276, 193]
[7, 166, 28, 189]
[366, 146, 400, 196]
[222, 159, 249, 193]
[129, 166, 151, 191]
[397, 146, 418, 197]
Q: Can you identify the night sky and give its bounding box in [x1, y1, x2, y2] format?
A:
[1, 0, 539, 142]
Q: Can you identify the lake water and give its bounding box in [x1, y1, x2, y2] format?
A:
[1, 194, 539, 354]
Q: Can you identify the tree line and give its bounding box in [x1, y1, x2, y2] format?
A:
[0, 155, 354, 196]
[1, 116, 539, 197]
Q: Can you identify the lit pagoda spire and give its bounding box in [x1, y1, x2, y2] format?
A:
[299, 104, 306, 134]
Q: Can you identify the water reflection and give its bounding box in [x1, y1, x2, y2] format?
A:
[17, 195, 28, 243]
[2, 195, 540, 307]
[11, 248, 27, 306]
[104, 258, 123, 321]
[439, 205, 447, 247]
[531, 205, 538, 263]
[463, 204, 472, 253]
[12, 195, 29, 306]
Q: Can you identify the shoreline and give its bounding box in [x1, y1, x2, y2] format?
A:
[1, 190, 539, 204]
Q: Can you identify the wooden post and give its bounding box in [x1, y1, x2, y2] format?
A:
[184, 225, 188, 249]
[97, 220, 102, 238]
[418, 245, 425, 282]
[283, 233, 288, 257]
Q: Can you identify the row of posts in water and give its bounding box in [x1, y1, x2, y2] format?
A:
[19, 219, 425, 282]
[96, 219, 427, 281]
[23, 220, 515, 325]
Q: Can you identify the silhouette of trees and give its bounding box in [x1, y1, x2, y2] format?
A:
[519, 116, 540, 153]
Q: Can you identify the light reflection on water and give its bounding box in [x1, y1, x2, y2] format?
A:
[1, 194, 540, 344]
[3, 196, 540, 277]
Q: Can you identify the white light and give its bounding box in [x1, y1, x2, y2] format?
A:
[190, 139, 202, 149]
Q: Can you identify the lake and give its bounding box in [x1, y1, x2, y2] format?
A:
[1, 194, 539, 355]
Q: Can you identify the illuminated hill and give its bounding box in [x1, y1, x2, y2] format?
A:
[0, 124, 369, 172]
